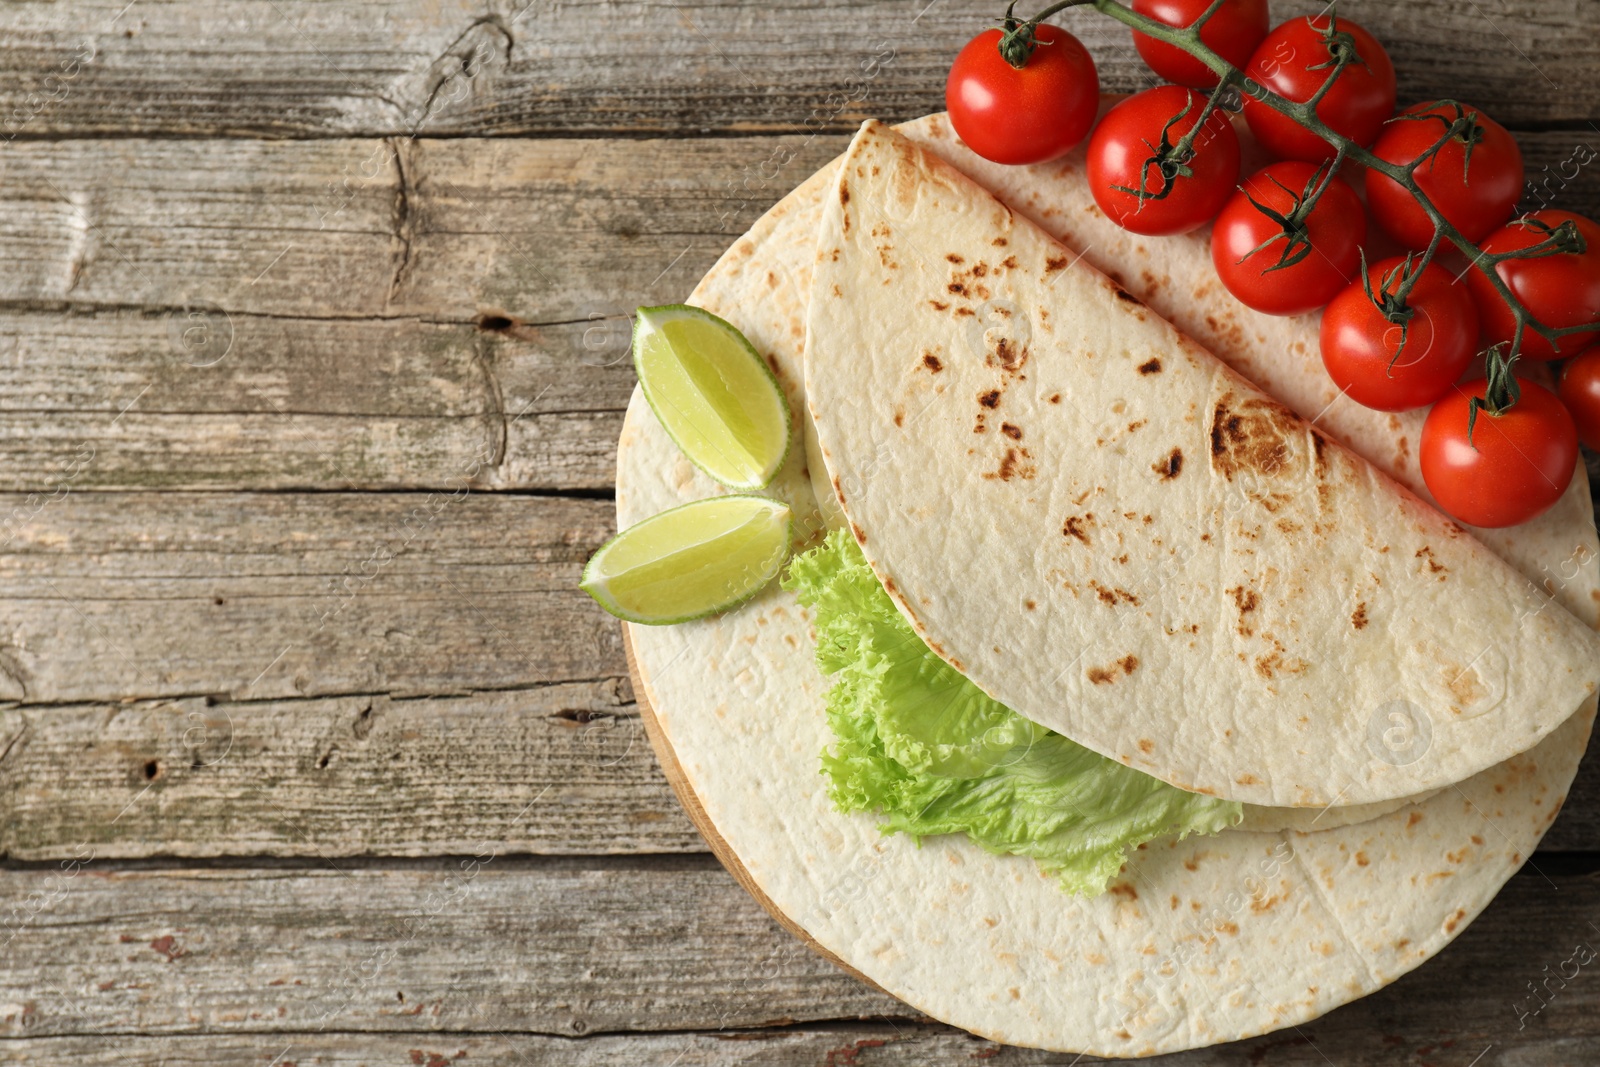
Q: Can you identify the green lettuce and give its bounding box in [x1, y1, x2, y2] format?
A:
[783, 529, 1240, 896]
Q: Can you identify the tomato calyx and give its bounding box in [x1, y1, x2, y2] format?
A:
[996, 2, 1044, 67]
[1237, 158, 1341, 273]
[1387, 100, 1486, 179]
[1466, 346, 1522, 445]
[1358, 251, 1430, 371]
[1105, 88, 1232, 209]
[1306, 11, 1370, 79]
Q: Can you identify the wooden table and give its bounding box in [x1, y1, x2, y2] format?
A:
[1, 1, 1598, 1062]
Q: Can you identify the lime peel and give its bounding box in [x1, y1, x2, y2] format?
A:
[633, 304, 792, 490]
[582, 495, 792, 625]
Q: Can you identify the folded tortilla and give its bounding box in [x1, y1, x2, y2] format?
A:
[617, 112, 1599, 1054]
[803, 120, 1600, 808]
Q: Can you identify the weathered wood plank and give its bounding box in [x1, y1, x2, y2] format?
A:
[0, 861, 1595, 1053]
[0, 683, 703, 861]
[0, 0, 1595, 139]
[0, 492, 624, 704]
[0, 135, 844, 322]
[0, 860, 910, 1037]
[0, 1023, 1592, 1067]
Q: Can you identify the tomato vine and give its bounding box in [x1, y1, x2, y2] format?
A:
[995, 0, 1600, 419]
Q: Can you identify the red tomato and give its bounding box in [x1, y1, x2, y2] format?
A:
[1366, 102, 1524, 248]
[1087, 86, 1241, 236]
[1420, 378, 1577, 528]
[1466, 210, 1600, 361]
[1242, 14, 1396, 163]
[1132, 0, 1270, 89]
[1558, 346, 1600, 451]
[1320, 257, 1478, 412]
[945, 25, 1099, 166]
[1211, 161, 1366, 316]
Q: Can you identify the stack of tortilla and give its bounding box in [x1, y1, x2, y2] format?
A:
[615, 111, 1600, 1055]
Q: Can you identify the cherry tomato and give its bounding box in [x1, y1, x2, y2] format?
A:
[1366, 102, 1524, 249]
[1466, 210, 1600, 361]
[1132, 0, 1269, 89]
[1320, 257, 1478, 412]
[1242, 14, 1396, 163]
[1558, 346, 1600, 451]
[1087, 86, 1241, 236]
[945, 25, 1099, 166]
[1211, 161, 1366, 316]
[1420, 378, 1577, 528]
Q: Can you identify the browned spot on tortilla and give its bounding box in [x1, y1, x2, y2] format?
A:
[970, 262, 989, 278]
[1048, 393, 1062, 404]
[1445, 662, 1487, 708]
[1114, 286, 1140, 304]
[1138, 357, 1162, 375]
[984, 447, 1035, 481]
[922, 353, 943, 372]
[955, 306, 976, 317]
[1045, 254, 1071, 273]
[1087, 666, 1117, 685]
[1138, 739, 1154, 754]
[1416, 546, 1448, 575]
[893, 410, 904, 427]
[1311, 429, 1329, 477]
[1471, 834, 1484, 846]
[1227, 586, 1259, 636]
[850, 522, 866, 544]
[1024, 599, 1036, 610]
[1090, 580, 1140, 607]
[1236, 773, 1259, 786]
[1121, 655, 1139, 674]
[1408, 812, 1424, 827]
[1062, 513, 1094, 545]
[992, 237, 1008, 247]
[946, 253, 965, 264]
[929, 300, 950, 311]
[1444, 907, 1467, 934]
[1000, 422, 1022, 440]
[1001, 255, 1018, 269]
[1355, 851, 1369, 867]
[1274, 518, 1303, 535]
[978, 389, 1001, 409]
[989, 337, 1028, 372]
[1109, 883, 1138, 901]
[1153, 448, 1183, 480]
[1216, 922, 1239, 936]
[948, 282, 968, 296]
[1351, 603, 1368, 630]
[839, 181, 849, 206]
[1209, 393, 1296, 481]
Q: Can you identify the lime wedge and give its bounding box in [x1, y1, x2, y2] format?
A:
[633, 305, 792, 490]
[582, 496, 792, 624]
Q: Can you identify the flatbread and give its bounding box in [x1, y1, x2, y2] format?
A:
[803, 120, 1600, 808]
[617, 113, 1599, 1055]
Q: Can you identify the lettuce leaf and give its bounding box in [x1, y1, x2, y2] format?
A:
[783, 529, 1241, 896]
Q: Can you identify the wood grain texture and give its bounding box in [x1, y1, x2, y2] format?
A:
[0, 860, 1596, 1058]
[0, 491, 624, 704]
[0, 682, 705, 861]
[0, 860, 911, 1038]
[0, 0, 1594, 138]
[1, 1024, 1596, 1067]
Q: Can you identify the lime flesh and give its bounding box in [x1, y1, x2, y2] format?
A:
[582, 496, 792, 624]
[633, 305, 791, 490]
